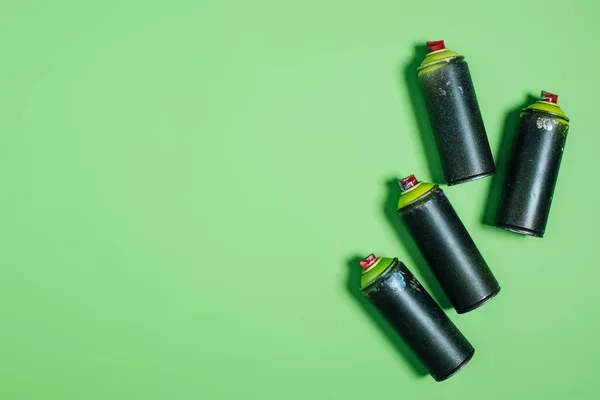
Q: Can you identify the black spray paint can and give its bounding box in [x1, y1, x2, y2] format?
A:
[359, 254, 474, 381]
[496, 91, 570, 237]
[396, 175, 500, 313]
[418, 40, 495, 185]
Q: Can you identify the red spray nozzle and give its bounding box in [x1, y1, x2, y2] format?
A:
[541, 90, 558, 104]
[359, 254, 378, 270]
[427, 40, 445, 52]
[398, 174, 419, 192]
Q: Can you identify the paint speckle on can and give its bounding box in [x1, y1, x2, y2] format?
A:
[409, 275, 422, 292]
[536, 117, 558, 131]
[389, 270, 407, 291]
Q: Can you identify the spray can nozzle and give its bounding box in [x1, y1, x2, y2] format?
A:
[398, 174, 420, 192]
[359, 254, 378, 270]
[541, 90, 558, 104]
[427, 40, 446, 52]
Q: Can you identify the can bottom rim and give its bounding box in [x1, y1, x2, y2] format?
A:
[434, 348, 475, 382]
[456, 286, 501, 314]
[447, 170, 495, 186]
[496, 223, 543, 238]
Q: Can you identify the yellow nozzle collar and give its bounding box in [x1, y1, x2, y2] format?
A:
[418, 48, 463, 72]
[523, 100, 569, 122]
[397, 181, 436, 210]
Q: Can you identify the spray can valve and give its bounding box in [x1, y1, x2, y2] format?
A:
[359, 254, 378, 270]
[427, 40, 446, 52]
[541, 90, 558, 104]
[398, 174, 420, 192]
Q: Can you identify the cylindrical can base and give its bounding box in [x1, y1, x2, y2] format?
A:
[496, 223, 543, 238]
[456, 286, 501, 314]
[495, 107, 568, 239]
[447, 169, 495, 186]
[419, 57, 495, 187]
[400, 186, 500, 313]
[363, 258, 474, 381]
[434, 348, 475, 382]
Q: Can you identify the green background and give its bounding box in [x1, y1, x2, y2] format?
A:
[0, 0, 598, 398]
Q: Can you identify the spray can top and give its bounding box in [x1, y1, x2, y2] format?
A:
[523, 90, 569, 122]
[418, 40, 463, 72]
[396, 174, 436, 210]
[359, 254, 396, 289]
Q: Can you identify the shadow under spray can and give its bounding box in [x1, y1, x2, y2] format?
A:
[359, 254, 474, 381]
[396, 174, 500, 313]
[418, 40, 495, 185]
[496, 91, 570, 237]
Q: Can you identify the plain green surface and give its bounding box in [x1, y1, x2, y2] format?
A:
[0, 0, 598, 399]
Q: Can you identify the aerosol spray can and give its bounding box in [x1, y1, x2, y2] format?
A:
[418, 40, 495, 185]
[396, 174, 500, 313]
[359, 254, 474, 381]
[496, 91, 570, 237]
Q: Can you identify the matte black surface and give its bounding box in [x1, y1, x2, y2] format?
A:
[496, 110, 569, 237]
[363, 259, 474, 381]
[399, 187, 500, 313]
[419, 58, 495, 185]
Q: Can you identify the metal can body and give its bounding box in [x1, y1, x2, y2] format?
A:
[397, 177, 500, 313]
[361, 257, 474, 381]
[496, 92, 569, 237]
[418, 42, 495, 185]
